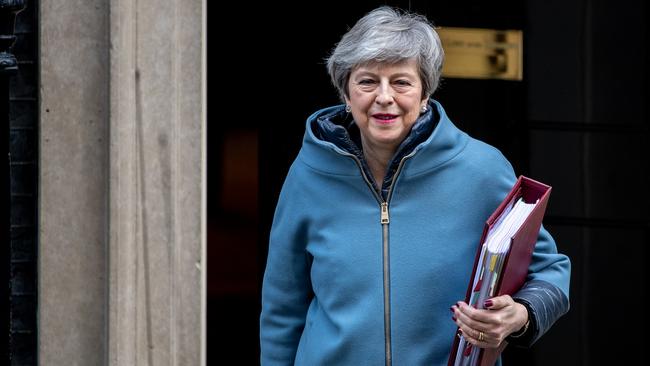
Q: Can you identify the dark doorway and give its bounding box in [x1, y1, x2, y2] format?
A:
[212, 1, 650, 365]
[2, 0, 38, 364]
[2, 71, 11, 365]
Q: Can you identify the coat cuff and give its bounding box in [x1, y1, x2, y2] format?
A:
[509, 279, 570, 347]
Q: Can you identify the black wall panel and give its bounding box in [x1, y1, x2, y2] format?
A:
[212, 0, 650, 364]
[5, 0, 38, 364]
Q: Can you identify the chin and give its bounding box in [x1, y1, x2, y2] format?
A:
[370, 133, 403, 147]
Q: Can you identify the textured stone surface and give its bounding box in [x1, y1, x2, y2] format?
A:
[108, 1, 205, 364]
[40, 0, 205, 365]
[39, 1, 109, 365]
[109, 1, 204, 365]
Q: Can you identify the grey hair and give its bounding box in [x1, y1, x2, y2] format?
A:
[326, 6, 444, 102]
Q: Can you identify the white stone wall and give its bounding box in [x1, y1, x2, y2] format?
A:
[39, 0, 206, 364]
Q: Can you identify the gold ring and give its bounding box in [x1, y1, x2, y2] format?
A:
[478, 331, 484, 342]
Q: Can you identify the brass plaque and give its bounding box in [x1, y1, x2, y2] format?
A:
[438, 27, 523, 80]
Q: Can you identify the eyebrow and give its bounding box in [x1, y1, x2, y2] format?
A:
[352, 71, 418, 79]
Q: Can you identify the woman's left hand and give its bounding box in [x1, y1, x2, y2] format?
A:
[451, 295, 528, 349]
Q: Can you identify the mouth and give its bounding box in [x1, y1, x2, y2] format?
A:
[372, 113, 398, 124]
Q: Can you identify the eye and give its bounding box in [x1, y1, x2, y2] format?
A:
[394, 79, 412, 86]
[357, 79, 376, 85]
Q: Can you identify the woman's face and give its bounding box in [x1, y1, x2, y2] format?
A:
[345, 59, 428, 152]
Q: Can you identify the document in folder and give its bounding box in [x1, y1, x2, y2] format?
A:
[447, 176, 552, 366]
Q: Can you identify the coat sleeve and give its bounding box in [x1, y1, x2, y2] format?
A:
[485, 148, 571, 348]
[260, 164, 313, 365]
[509, 225, 571, 347]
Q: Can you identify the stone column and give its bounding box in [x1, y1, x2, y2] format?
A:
[40, 1, 110, 364]
[108, 0, 206, 365]
[39, 0, 206, 364]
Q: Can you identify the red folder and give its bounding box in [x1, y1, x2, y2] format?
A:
[447, 176, 552, 366]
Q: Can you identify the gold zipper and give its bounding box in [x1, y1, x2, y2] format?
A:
[338, 149, 417, 366]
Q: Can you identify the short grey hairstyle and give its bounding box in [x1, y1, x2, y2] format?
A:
[326, 6, 444, 101]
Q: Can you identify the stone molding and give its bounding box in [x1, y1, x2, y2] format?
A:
[108, 0, 205, 365]
[40, 0, 205, 365]
[39, 1, 110, 364]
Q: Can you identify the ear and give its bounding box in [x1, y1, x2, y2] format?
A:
[421, 97, 429, 109]
[344, 95, 351, 105]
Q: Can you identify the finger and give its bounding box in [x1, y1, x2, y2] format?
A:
[454, 304, 508, 342]
[454, 305, 490, 331]
[455, 301, 494, 326]
[459, 327, 496, 348]
[483, 294, 514, 310]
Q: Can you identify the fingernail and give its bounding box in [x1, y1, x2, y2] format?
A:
[484, 299, 493, 308]
[452, 316, 457, 322]
[450, 306, 455, 313]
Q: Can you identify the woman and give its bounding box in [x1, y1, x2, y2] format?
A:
[260, 6, 570, 366]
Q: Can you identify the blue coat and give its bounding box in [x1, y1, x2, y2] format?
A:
[261, 100, 570, 365]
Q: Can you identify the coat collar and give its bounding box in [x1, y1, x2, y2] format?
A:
[300, 100, 469, 179]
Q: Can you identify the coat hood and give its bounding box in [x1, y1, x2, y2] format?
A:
[299, 99, 470, 178]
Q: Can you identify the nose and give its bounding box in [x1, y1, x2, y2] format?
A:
[375, 82, 394, 106]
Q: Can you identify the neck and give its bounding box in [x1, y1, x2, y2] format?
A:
[361, 140, 396, 190]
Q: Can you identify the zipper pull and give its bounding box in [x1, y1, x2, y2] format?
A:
[380, 202, 390, 224]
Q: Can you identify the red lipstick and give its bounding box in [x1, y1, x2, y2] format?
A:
[372, 113, 398, 124]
